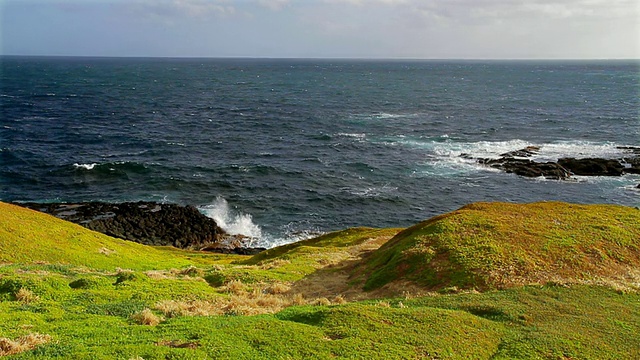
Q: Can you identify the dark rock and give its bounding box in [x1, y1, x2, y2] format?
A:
[198, 234, 266, 255]
[617, 146, 640, 155]
[499, 146, 540, 158]
[471, 146, 640, 180]
[201, 246, 267, 255]
[557, 158, 625, 176]
[480, 157, 571, 180]
[621, 156, 640, 174]
[14, 201, 260, 253]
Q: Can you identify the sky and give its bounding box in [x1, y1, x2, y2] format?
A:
[1, 0, 639, 59]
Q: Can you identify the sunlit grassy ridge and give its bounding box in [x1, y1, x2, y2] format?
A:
[360, 202, 640, 291]
[0, 201, 639, 359]
[0, 202, 236, 270]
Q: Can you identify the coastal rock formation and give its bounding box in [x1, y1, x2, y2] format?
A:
[472, 146, 640, 179]
[557, 158, 625, 176]
[479, 158, 571, 179]
[15, 202, 264, 253]
[200, 235, 266, 255]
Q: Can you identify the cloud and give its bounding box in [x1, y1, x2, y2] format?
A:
[431, 0, 637, 20]
[125, 0, 236, 21]
[3, 0, 637, 58]
[322, 0, 409, 5]
[258, 0, 290, 11]
[316, 0, 637, 21]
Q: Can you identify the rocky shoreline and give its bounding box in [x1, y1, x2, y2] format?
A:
[12, 146, 639, 253]
[466, 146, 640, 181]
[15, 202, 266, 255]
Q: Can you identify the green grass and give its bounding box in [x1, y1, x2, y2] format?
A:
[0, 202, 243, 271]
[360, 202, 640, 291]
[1, 267, 637, 359]
[1, 201, 639, 359]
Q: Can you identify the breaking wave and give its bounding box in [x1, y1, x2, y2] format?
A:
[199, 197, 262, 240]
[199, 197, 321, 249]
[385, 138, 637, 177]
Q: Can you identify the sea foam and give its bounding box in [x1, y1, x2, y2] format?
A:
[390, 138, 637, 178]
[199, 197, 263, 240]
[73, 163, 98, 170]
[199, 197, 322, 249]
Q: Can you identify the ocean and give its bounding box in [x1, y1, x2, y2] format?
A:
[1, 57, 639, 248]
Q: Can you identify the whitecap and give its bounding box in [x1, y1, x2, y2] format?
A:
[73, 163, 98, 170]
[341, 184, 398, 198]
[337, 133, 366, 139]
[354, 112, 419, 120]
[371, 113, 405, 119]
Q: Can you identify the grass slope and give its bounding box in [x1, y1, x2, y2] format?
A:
[361, 202, 640, 291]
[0, 202, 236, 271]
[1, 201, 639, 359]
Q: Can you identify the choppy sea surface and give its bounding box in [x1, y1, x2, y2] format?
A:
[1, 57, 639, 247]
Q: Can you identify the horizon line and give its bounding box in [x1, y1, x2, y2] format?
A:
[1, 54, 639, 62]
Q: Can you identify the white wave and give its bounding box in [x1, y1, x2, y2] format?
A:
[341, 184, 398, 198]
[199, 197, 262, 240]
[430, 139, 633, 162]
[393, 138, 638, 178]
[353, 112, 419, 120]
[73, 163, 98, 170]
[370, 112, 406, 119]
[527, 142, 635, 162]
[337, 133, 366, 139]
[199, 197, 324, 249]
[266, 228, 324, 249]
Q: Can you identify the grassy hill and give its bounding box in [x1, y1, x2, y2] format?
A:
[0, 202, 235, 271]
[0, 201, 639, 359]
[358, 202, 640, 292]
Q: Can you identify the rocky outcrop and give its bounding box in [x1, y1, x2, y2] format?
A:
[479, 158, 571, 180]
[15, 201, 264, 254]
[557, 158, 625, 176]
[472, 146, 640, 180]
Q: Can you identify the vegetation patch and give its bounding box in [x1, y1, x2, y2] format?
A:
[0, 333, 51, 356]
[0, 202, 238, 271]
[359, 202, 640, 291]
[131, 308, 164, 326]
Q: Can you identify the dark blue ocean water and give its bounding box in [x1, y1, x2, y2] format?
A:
[1, 57, 639, 247]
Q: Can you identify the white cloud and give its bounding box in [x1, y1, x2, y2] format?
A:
[126, 0, 236, 20]
[258, 0, 290, 11]
[417, 0, 638, 20]
[3, 0, 637, 58]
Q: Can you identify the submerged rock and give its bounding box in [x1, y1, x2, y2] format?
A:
[15, 201, 262, 253]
